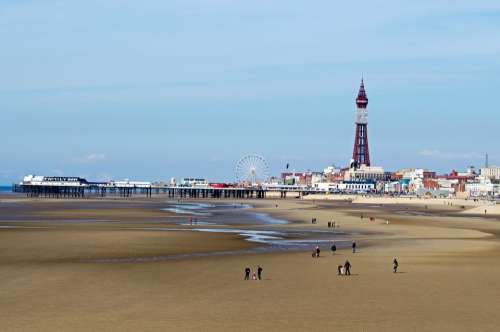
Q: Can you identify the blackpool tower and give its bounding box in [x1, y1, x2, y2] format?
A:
[351, 79, 371, 167]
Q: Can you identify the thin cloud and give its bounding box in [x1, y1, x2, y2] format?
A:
[94, 172, 113, 182]
[419, 149, 483, 160]
[50, 169, 65, 176]
[71, 153, 107, 164]
[208, 156, 220, 163]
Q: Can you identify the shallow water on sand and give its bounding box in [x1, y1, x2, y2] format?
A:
[162, 201, 254, 216]
[164, 201, 287, 226]
[97, 201, 356, 261]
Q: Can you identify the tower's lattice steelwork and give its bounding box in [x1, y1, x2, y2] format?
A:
[352, 79, 371, 167]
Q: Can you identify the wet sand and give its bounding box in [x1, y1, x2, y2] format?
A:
[1, 195, 500, 331]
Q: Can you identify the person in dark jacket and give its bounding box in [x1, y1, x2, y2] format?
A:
[344, 260, 351, 275]
[352, 241, 357, 253]
[244, 267, 251, 280]
[257, 265, 263, 280]
[331, 242, 337, 255]
[393, 258, 399, 273]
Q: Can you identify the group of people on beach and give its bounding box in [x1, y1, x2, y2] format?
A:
[313, 241, 357, 258]
[338, 260, 352, 275]
[361, 214, 377, 222]
[329, 241, 356, 254]
[242, 228, 399, 280]
[336, 257, 398, 275]
[312, 246, 321, 258]
[310, 216, 340, 229]
[243, 256, 398, 280]
[318, 240, 400, 276]
[244, 265, 263, 280]
[327, 221, 337, 228]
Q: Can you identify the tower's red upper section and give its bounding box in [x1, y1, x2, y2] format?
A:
[356, 79, 368, 108]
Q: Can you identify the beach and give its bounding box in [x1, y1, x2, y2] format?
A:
[1, 195, 500, 331]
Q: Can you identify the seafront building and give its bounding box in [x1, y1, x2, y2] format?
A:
[180, 178, 209, 187]
[314, 181, 375, 193]
[343, 165, 389, 181]
[21, 175, 152, 188]
[280, 171, 325, 186]
[480, 166, 500, 180]
[465, 177, 500, 197]
[21, 175, 88, 187]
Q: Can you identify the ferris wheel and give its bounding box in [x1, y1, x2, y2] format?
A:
[235, 154, 270, 184]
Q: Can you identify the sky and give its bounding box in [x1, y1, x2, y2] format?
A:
[1, 0, 499, 183]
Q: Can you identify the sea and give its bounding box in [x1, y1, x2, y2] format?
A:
[0, 185, 13, 194]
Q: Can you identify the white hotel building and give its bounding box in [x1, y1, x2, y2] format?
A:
[465, 176, 500, 198]
[480, 166, 500, 180]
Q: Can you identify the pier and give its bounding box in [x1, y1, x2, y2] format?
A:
[11, 183, 324, 199]
[12, 184, 269, 199]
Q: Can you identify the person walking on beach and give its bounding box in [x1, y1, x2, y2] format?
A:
[315, 245, 321, 258]
[257, 265, 263, 280]
[244, 267, 251, 280]
[393, 258, 399, 273]
[344, 260, 351, 276]
[331, 242, 337, 255]
[337, 265, 343, 275]
[352, 241, 357, 253]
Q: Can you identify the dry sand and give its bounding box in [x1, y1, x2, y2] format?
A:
[1, 196, 500, 331]
[304, 193, 497, 209]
